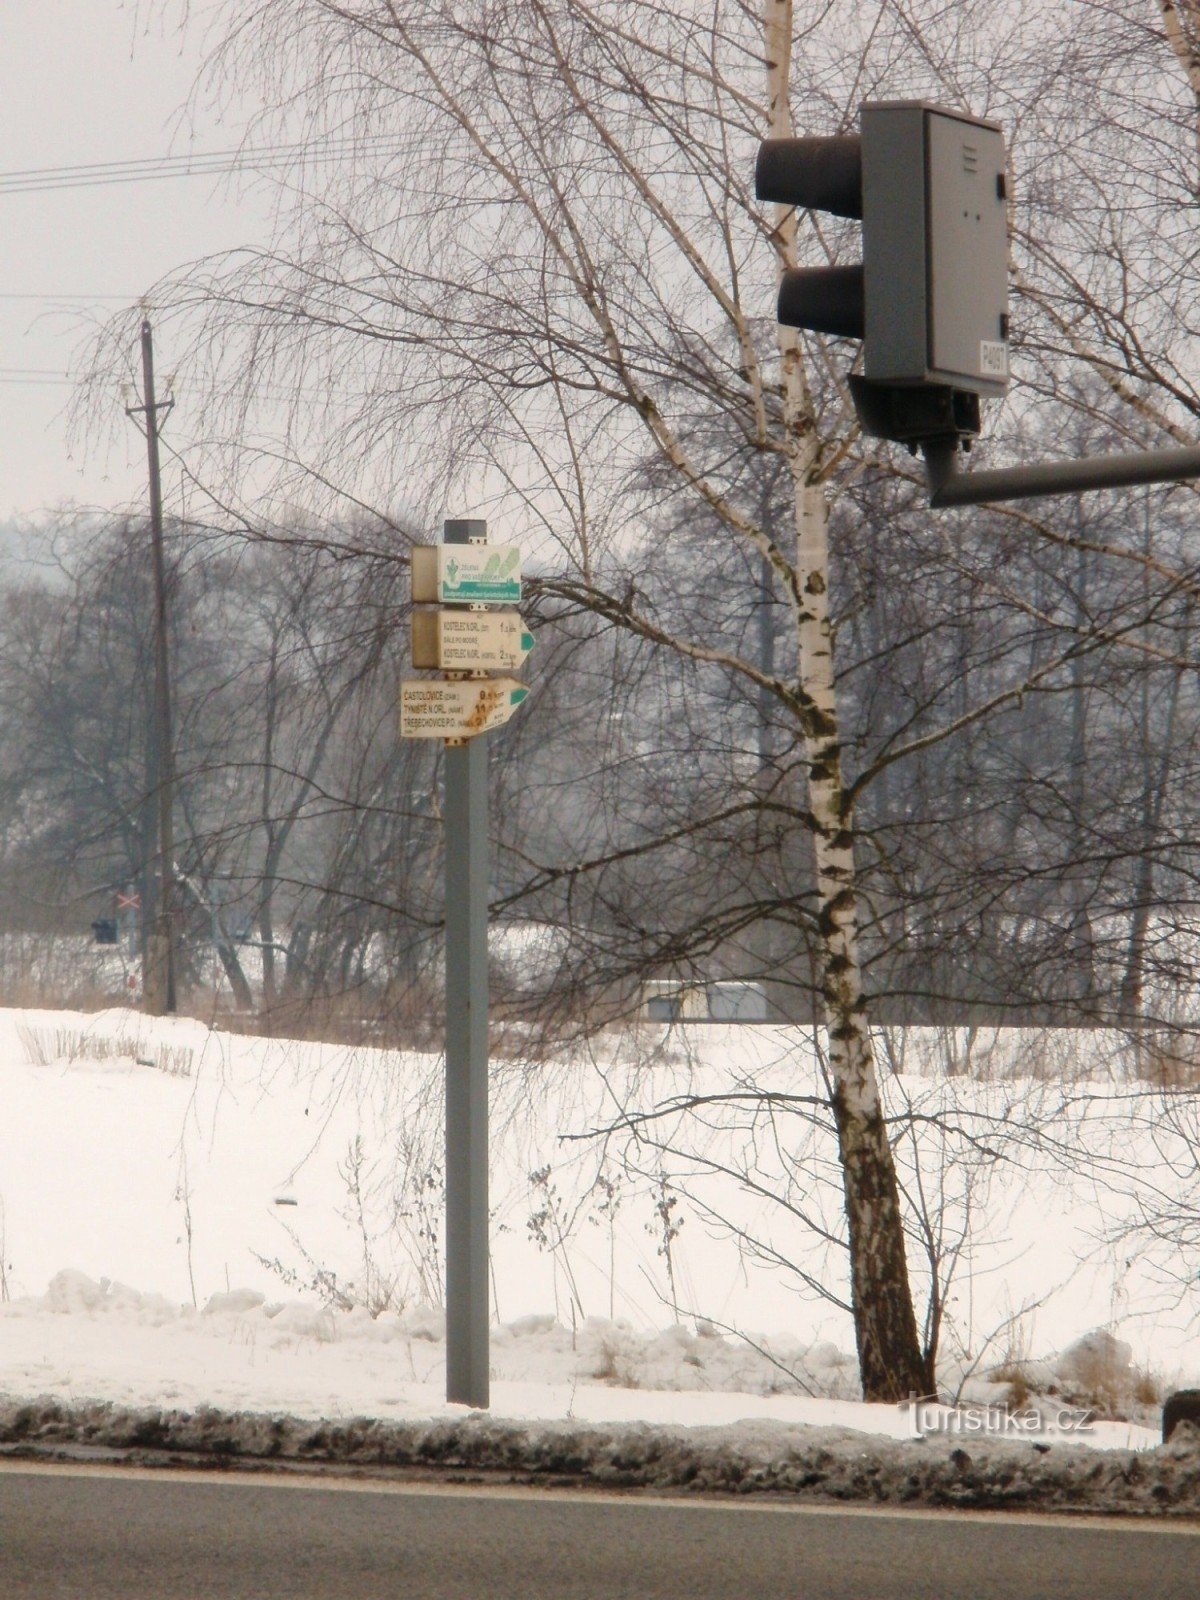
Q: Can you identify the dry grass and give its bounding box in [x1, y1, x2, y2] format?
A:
[992, 1361, 1034, 1410]
[1129, 1033, 1200, 1088]
[1132, 1369, 1162, 1408]
[16, 1024, 194, 1079]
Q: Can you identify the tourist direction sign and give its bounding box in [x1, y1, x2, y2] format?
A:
[400, 677, 529, 740]
[411, 609, 534, 671]
[411, 543, 522, 605]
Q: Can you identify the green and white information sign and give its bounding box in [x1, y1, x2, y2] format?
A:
[411, 543, 522, 605]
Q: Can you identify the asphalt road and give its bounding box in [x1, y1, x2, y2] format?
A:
[1, 1461, 1196, 1599]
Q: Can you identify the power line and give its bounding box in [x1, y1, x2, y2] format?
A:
[0, 292, 137, 302]
[0, 368, 123, 388]
[0, 366, 375, 399]
[0, 134, 407, 198]
[0, 132, 382, 180]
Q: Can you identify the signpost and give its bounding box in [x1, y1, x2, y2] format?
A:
[401, 517, 532, 1412]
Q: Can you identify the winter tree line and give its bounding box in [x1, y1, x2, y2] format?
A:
[4, 448, 1197, 1037]
[4, 0, 1199, 1397]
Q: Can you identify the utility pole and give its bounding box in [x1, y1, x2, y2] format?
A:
[126, 318, 177, 1015]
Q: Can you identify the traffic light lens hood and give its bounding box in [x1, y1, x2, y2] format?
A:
[777, 265, 865, 340]
[755, 136, 863, 218]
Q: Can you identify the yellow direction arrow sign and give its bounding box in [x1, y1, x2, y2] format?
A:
[400, 677, 529, 740]
[411, 610, 534, 672]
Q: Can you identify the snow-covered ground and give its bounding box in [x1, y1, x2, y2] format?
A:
[1, 1006, 1196, 1502]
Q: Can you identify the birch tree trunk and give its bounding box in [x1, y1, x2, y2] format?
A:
[764, 0, 927, 1400]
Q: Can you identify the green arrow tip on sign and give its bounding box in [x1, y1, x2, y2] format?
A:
[521, 632, 535, 653]
[510, 686, 529, 706]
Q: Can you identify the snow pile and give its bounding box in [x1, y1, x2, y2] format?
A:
[1, 1268, 869, 1424]
[0, 1270, 1160, 1455]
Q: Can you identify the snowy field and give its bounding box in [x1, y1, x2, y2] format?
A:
[1, 1006, 1195, 1474]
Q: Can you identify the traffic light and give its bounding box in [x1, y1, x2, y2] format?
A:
[756, 101, 1009, 445]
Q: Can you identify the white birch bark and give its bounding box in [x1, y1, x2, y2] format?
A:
[764, 0, 926, 1400]
[1160, 0, 1200, 185]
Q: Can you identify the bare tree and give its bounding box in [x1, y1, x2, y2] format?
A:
[99, 0, 940, 1397]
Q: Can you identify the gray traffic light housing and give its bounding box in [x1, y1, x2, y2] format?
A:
[756, 101, 1010, 442]
[757, 102, 1200, 506]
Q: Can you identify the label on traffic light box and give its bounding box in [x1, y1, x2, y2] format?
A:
[979, 340, 1008, 380]
[411, 544, 522, 605]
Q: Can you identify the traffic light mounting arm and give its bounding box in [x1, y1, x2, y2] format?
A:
[922, 439, 1200, 507]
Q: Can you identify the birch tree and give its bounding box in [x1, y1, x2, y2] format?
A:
[757, 0, 926, 1394]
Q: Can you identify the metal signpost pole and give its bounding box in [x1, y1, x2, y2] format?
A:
[402, 516, 529, 1406]
[443, 517, 491, 1409]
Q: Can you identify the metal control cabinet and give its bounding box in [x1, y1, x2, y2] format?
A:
[862, 102, 1009, 397]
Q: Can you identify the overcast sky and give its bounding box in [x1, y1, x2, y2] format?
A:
[0, 3, 263, 522]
